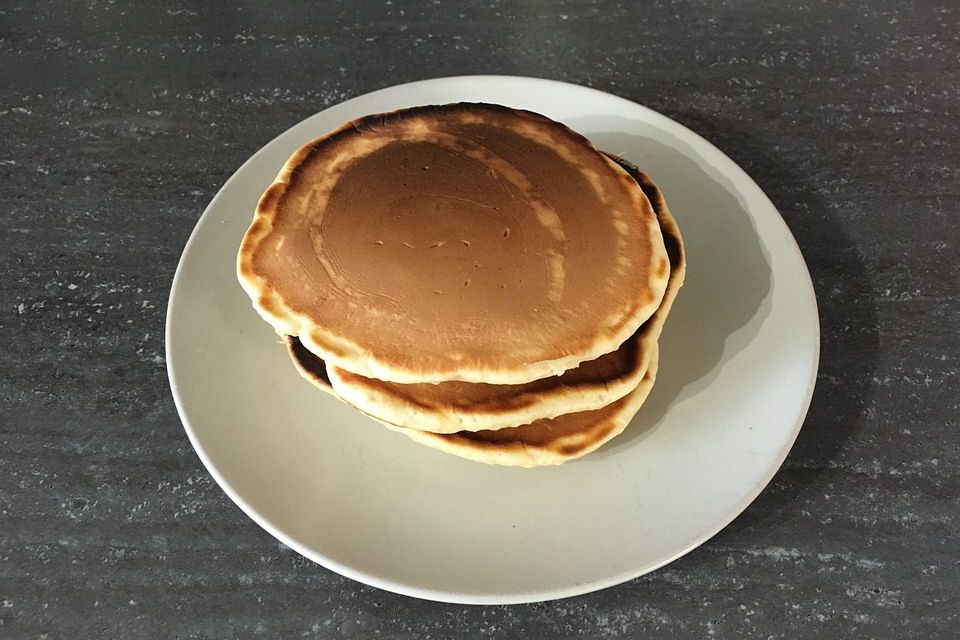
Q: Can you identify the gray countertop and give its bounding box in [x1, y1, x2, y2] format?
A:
[2, 1, 958, 637]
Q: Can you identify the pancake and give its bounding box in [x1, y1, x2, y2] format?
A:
[388, 346, 658, 467]
[285, 335, 659, 467]
[238, 103, 669, 384]
[323, 161, 685, 433]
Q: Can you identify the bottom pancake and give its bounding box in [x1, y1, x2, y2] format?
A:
[285, 336, 659, 467]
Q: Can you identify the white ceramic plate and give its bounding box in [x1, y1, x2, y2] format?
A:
[166, 76, 819, 604]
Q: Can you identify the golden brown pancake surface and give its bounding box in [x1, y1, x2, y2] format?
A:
[239, 104, 669, 384]
[322, 160, 685, 433]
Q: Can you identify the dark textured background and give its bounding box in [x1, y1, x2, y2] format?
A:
[2, 0, 958, 637]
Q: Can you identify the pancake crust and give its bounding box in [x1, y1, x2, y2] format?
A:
[239, 103, 669, 384]
[384, 345, 659, 467]
[286, 335, 659, 468]
[324, 161, 685, 433]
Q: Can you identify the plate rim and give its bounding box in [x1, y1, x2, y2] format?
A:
[166, 74, 820, 604]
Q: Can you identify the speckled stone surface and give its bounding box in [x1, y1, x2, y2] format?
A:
[1, 0, 958, 637]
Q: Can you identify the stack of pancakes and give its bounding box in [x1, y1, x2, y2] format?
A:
[237, 103, 685, 467]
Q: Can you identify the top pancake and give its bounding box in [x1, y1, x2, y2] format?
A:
[238, 103, 669, 384]
[323, 159, 686, 433]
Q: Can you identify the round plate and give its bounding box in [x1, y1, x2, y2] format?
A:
[166, 76, 819, 604]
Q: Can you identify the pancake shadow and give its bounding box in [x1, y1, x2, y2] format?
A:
[663, 116, 880, 538]
[577, 112, 880, 541]
[571, 121, 773, 459]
